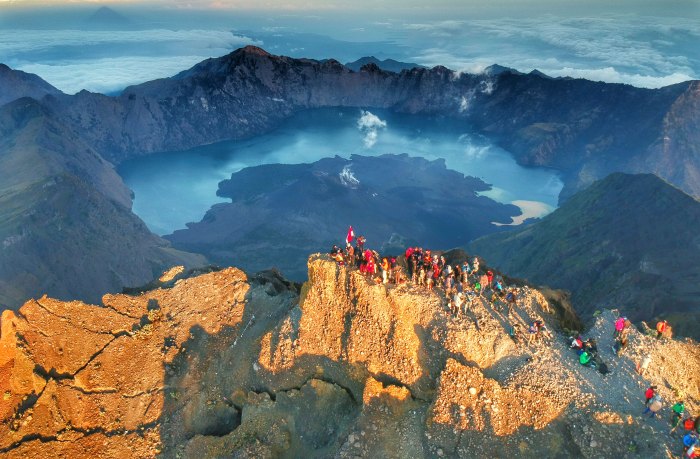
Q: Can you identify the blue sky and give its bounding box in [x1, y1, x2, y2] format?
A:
[0, 1, 698, 94]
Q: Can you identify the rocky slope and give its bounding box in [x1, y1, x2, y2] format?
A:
[469, 172, 700, 338]
[166, 154, 520, 280]
[32, 46, 699, 199]
[1, 255, 698, 458]
[0, 98, 206, 309]
[0, 65, 62, 107]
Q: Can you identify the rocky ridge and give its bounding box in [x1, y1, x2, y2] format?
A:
[21, 45, 697, 199]
[1, 255, 698, 458]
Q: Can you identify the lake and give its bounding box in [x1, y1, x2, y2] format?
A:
[118, 108, 563, 236]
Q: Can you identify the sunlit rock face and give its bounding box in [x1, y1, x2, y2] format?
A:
[2, 256, 698, 457]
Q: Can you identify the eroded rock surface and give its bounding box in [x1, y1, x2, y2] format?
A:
[1, 256, 698, 458]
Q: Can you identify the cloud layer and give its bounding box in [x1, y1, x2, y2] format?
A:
[0, 29, 258, 93]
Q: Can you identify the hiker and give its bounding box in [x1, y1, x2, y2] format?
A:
[505, 290, 517, 314]
[579, 350, 594, 367]
[508, 323, 522, 344]
[472, 257, 480, 274]
[345, 244, 355, 265]
[528, 320, 548, 346]
[479, 274, 489, 292]
[637, 354, 652, 376]
[570, 335, 584, 351]
[381, 258, 389, 284]
[614, 316, 626, 339]
[656, 320, 668, 339]
[671, 401, 686, 434]
[582, 338, 598, 354]
[418, 266, 426, 287]
[684, 432, 698, 456]
[494, 279, 504, 296]
[613, 334, 628, 356]
[486, 270, 494, 288]
[685, 417, 697, 432]
[643, 394, 663, 418]
[644, 386, 657, 406]
[474, 281, 482, 297]
[452, 291, 464, 317]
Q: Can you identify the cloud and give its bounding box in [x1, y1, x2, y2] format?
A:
[541, 67, 694, 88]
[17, 56, 217, 94]
[0, 28, 259, 93]
[402, 14, 698, 88]
[357, 110, 387, 148]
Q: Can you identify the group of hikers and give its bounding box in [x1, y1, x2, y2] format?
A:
[331, 227, 696, 455]
[605, 313, 693, 456]
[644, 385, 699, 457]
[330, 227, 547, 347]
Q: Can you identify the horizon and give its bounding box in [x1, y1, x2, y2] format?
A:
[0, 1, 698, 94]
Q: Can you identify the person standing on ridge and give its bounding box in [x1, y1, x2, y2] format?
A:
[643, 394, 663, 418]
[671, 401, 686, 434]
[345, 225, 354, 246]
[656, 320, 668, 339]
[644, 386, 657, 407]
[614, 316, 625, 339]
[637, 354, 652, 376]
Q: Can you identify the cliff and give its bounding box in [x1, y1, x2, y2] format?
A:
[1, 256, 698, 457]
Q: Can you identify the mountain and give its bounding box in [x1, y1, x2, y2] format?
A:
[166, 154, 520, 279]
[0, 98, 206, 309]
[38, 46, 700, 201]
[1, 255, 698, 457]
[83, 6, 133, 30]
[469, 173, 700, 337]
[344, 56, 425, 72]
[0, 64, 62, 106]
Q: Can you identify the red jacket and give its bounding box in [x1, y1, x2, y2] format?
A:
[645, 388, 655, 399]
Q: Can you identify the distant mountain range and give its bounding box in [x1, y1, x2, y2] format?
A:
[166, 154, 519, 279]
[0, 46, 699, 314]
[470, 173, 700, 337]
[344, 56, 425, 72]
[25, 45, 697, 200]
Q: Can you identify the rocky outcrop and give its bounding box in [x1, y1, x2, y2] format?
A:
[3, 256, 697, 457]
[0, 267, 249, 457]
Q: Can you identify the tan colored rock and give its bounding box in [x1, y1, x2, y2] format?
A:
[0, 267, 248, 454]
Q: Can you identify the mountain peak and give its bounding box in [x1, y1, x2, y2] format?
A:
[235, 45, 272, 57]
[84, 6, 132, 29]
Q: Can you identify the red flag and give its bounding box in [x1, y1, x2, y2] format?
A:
[346, 226, 354, 245]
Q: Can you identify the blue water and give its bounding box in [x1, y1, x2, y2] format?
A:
[118, 108, 563, 235]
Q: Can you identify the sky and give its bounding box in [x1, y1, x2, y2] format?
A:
[0, 0, 698, 94]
